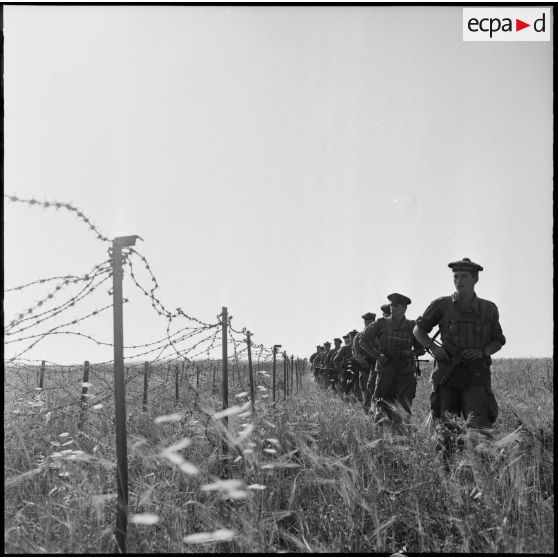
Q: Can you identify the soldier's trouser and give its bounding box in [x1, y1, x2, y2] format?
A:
[431, 384, 497, 429]
[363, 369, 378, 411]
[431, 384, 497, 463]
[359, 369, 370, 403]
[374, 372, 417, 421]
[328, 369, 339, 390]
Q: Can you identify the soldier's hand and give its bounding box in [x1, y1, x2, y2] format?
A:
[430, 344, 449, 361]
[461, 348, 483, 360]
[378, 354, 390, 366]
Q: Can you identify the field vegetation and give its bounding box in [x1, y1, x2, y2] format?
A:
[4, 357, 554, 554]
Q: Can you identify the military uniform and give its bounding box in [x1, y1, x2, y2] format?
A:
[316, 342, 332, 388]
[325, 339, 343, 390]
[333, 334, 354, 394]
[310, 346, 323, 383]
[360, 293, 424, 423]
[353, 313, 377, 405]
[415, 260, 505, 429]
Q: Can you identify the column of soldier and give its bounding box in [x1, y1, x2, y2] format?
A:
[308, 258, 506, 468]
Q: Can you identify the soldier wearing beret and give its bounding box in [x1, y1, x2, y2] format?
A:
[413, 258, 505, 465]
[309, 345, 321, 368]
[344, 330, 361, 398]
[315, 341, 332, 388]
[333, 334, 354, 395]
[325, 338, 343, 390]
[353, 313, 378, 405]
[360, 293, 425, 425]
[311, 345, 324, 384]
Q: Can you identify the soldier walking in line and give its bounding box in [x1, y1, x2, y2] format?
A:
[353, 313, 377, 406]
[333, 333, 353, 395]
[413, 258, 505, 467]
[316, 341, 332, 388]
[325, 338, 343, 390]
[362, 304, 392, 412]
[360, 293, 425, 426]
[346, 329, 361, 398]
[311, 345, 324, 384]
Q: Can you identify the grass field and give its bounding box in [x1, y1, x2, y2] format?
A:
[4, 357, 554, 554]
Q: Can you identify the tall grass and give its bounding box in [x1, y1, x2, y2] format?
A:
[4, 358, 554, 554]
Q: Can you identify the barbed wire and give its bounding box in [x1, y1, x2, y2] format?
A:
[127, 249, 216, 328]
[5, 194, 111, 242]
[6, 303, 115, 364]
[5, 260, 112, 332]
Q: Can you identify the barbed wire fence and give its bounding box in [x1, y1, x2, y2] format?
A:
[4, 193, 308, 553]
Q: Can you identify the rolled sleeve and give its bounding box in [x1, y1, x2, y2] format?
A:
[489, 305, 506, 346]
[359, 322, 380, 357]
[415, 298, 445, 333]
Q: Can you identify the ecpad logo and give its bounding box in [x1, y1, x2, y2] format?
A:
[463, 8, 551, 42]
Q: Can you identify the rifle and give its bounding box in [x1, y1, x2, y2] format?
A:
[429, 337, 464, 386]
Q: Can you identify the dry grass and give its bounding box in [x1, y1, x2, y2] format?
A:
[4, 358, 554, 554]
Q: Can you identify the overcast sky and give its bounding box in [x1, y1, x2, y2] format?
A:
[3, 5, 553, 364]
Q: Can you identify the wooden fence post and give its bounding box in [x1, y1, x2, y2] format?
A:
[283, 352, 288, 401]
[196, 365, 200, 389]
[247, 331, 255, 413]
[38, 360, 45, 389]
[78, 360, 90, 429]
[143, 361, 149, 412]
[272, 346, 278, 403]
[111, 234, 139, 554]
[221, 307, 229, 431]
[212, 365, 217, 395]
[175, 364, 179, 403]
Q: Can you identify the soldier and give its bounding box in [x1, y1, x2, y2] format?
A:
[360, 293, 425, 425]
[316, 341, 331, 388]
[362, 304, 392, 412]
[345, 330, 361, 397]
[353, 313, 377, 406]
[311, 345, 324, 384]
[413, 258, 505, 465]
[333, 334, 353, 394]
[325, 338, 343, 390]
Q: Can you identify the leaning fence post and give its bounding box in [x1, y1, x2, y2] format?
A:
[38, 360, 45, 389]
[111, 234, 139, 554]
[143, 361, 149, 412]
[78, 360, 90, 429]
[246, 331, 255, 413]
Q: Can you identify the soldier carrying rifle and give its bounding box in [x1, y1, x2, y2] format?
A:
[310, 345, 324, 384]
[413, 258, 506, 466]
[333, 333, 354, 395]
[325, 338, 343, 390]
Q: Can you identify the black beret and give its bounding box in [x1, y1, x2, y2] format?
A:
[349, 329, 359, 336]
[333, 338, 342, 343]
[324, 341, 331, 346]
[342, 334, 351, 339]
[361, 312, 376, 321]
[380, 303, 391, 315]
[448, 257, 483, 273]
[388, 293, 411, 306]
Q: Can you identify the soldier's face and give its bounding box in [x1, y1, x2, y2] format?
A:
[390, 304, 406, 319]
[453, 271, 477, 294]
